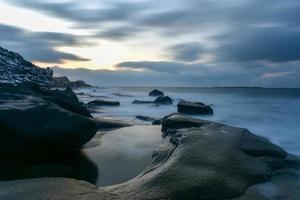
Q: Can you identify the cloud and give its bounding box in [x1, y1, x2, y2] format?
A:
[262, 72, 293, 79]
[215, 27, 300, 63]
[3, 0, 300, 87]
[167, 43, 205, 62]
[116, 61, 188, 73]
[0, 23, 90, 63]
[96, 26, 143, 40]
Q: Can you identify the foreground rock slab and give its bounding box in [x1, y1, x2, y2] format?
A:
[0, 113, 299, 200]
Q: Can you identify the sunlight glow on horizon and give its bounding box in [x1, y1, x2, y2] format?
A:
[0, 1, 163, 70]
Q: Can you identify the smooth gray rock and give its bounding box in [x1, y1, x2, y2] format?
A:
[0, 178, 109, 200]
[0, 113, 299, 200]
[154, 96, 173, 105]
[0, 84, 97, 156]
[178, 100, 213, 115]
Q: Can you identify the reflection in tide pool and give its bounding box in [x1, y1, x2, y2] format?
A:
[83, 125, 162, 187]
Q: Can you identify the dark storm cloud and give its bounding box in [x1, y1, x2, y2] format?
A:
[6, 0, 147, 24]
[96, 26, 143, 40]
[0, 24, 90, 63]
[167, 43, 204, 62]
[4, 0, 300, 87]
[215, 27, 300, 63]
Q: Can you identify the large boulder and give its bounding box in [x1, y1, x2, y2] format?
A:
[178, 100, 213, 115]
[102, 113, 299, 200]
[149, 89, 164, 97]
[0, 83, 97, 157]
[154, 96, 173, 105]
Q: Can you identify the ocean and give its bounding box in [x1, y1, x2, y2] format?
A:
[75, 87, 300, 186]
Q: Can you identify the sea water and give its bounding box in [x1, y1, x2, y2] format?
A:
[76, 87, 300, 186]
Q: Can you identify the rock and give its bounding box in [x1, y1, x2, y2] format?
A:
[149, 89, 164, 97]
[0, 178, 105, 200]
[135, 116, 162, 125]
[95, 118, 132, 130]
[102, 113, 297, 200]
[88, 100, 120, 106]
[178, 100, 213, 115]
[152, 119, 162, 125]
[0, 113, 299, 200]
[52, 76, 93, 89]
[0, 46, 53, 85]
[132, 100, 154, 104]
[154, 96, 173, 105]
[112, 93, 132, 97]
[136, 115, 157, 122]
[0, 83, 97, 157]
[161, 113, 209, 132]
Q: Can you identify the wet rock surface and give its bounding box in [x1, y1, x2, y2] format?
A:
[0, 113, 299, 200]
[95, 117, 132, 130]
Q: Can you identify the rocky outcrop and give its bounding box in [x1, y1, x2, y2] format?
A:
[0, 83, 97, 157]
[0, 47, 53, 85]
[154, 96, 173, 105]
[88, 100, 120, 106]
[52, 76, 92, 89]
[178, 100, 213, 115]
[149, 89, 164, 97]
[0, 113, 299, 200]
[102, 113, 299, 200]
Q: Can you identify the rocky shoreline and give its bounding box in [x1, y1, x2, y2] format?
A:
[1, 47, 300, 200]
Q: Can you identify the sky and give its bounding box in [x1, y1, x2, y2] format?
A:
[0, 0, 299, 87]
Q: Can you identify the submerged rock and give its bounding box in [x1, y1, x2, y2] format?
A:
[154, 96, 173, 105]
[132, 100, 154, 104]
[95, 117, 132, 130]
[88, 100, 120, 106]
[149, 89, 164, 97]
[178, 100, 213, 115]
[135, 116, 162, 125]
